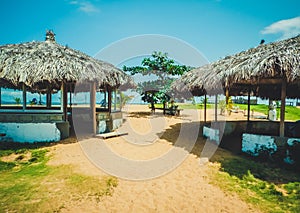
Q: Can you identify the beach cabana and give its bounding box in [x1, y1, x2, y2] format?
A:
[0, 31, 133, 143]
[177, 35, 300, 137]
[209, 35, 300, 137]
[172, 36, 300, 160]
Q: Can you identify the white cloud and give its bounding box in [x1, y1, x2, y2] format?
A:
[261, 16, 300, 39]
[69, 1, 100, 14]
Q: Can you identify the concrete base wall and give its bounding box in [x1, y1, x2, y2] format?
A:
[203, 126, 220, 143]
[0, 122, 69, 143]
[105, 111, 123, 132]
[112, 118, 123, 130]
[242, 133, 277, 156]
[241, 133, 300, 165]
[222, 121, 296, 137]
[203, 120, 300, 165]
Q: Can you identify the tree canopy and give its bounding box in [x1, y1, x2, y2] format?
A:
[123, 51, 192, 107]
[123, 51, 192, 77]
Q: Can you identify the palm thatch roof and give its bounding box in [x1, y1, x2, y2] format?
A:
[216, 35, 300, 99]
[224, 35, 300, 84]
[172, 64, 210, 96]
[173, 35, 300, 99]
[0, 30, 133, 92]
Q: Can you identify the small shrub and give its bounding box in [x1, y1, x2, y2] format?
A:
[0, 161, 16, 171]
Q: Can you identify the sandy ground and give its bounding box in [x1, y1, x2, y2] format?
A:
[47, 105, 262, 212]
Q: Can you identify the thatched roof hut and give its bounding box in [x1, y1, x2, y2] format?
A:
[0, 31, 134, 141]
[206, 35, 300, 98]
[175, 35, 300, 99]
[172, 64, 209, 97]
[173, 35, 300, 136]
[0, 30, 133, 92]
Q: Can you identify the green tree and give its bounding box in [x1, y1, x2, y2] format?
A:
[120, 92, 133, 108]
[123, 51, 192, 111]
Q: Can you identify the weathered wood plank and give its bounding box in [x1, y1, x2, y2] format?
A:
[95, 132, 128, 139]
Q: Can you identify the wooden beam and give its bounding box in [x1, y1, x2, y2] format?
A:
[280, 78, 287, 137]
[46, 85, 52, 108]
[247, 88, 250, 121]
[69, 83, 72, 108]
[204, 93, 207, 123]
[113, 90, 117, 111]
[108, 87, 112, 114]
[215, 95, 218, 122]
[90, 82, 96, 135]
[61, 82, 68, 121]
[22, 83, 26, 110]
[225, 87, 229, 105]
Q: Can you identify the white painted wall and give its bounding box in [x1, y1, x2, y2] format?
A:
[242, 133, 277, 156]
[0, 123, 61, 143]
[113, 119, 123, 130]
[287, 138, 300, 146]
[284, 138, 300, 164]
[98, 120, 107, 133]
[203, 126, 220, 143]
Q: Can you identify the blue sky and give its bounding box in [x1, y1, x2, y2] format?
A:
[1, 0, 300, 65]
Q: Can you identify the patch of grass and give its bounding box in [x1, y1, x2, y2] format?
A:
[153, 103, 213, 109]
[209, 155, 300, 212]
[0, 161, 16, 171]
[0, 148, 118, 212]
[235, 103, 300, 121]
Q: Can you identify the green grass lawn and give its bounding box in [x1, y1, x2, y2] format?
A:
[1, 133, 300, 212]
[235, 103, 300, 121]
[0, 147, 118, 212]
[209, 154, 300, 213]
[153, 103, 212, 109]
[152, 102, 300, 121]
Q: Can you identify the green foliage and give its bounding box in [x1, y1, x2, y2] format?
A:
[210, 156, 300, 212]
[0, 161, 16, 171]
[123, 51, 192, 105]
[0, 148, 118, 212]
[14, 97, 21, 105]
[123, 51, 192, 76]
[235, 104, 300, 121]
[120, 92, 133, 107]
[227, 97, 233, 110]
[218, 100, 226, 115]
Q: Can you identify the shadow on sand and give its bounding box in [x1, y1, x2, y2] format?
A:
[158, 120, 300, 184]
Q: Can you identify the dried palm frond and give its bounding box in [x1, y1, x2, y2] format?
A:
[0, 31, 134, 92]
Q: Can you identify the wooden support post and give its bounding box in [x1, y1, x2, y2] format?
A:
[38, 93, 42, 105]
[215, 95, 218, 122]
[69, 84, 72, 108]
[108, 87, 112, 113]
[280, 78, 287, 137]
[113, 90, 117, 111]
[247, 88, 250, 122]
[22, 83, 26, 110]
[204, 93, 207, 123]
[225, 87, 229, 105]
[90, 82, 96, 135]
[119, 90, 123, 110]
[0, 87, 1, 107]
[46, 85, 52, 108]
[61, 82, 68, 121]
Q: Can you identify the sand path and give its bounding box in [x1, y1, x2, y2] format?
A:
[48, 105, 261, 212]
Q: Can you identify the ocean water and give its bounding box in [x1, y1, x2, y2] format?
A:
[1, 88, 298, 106]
